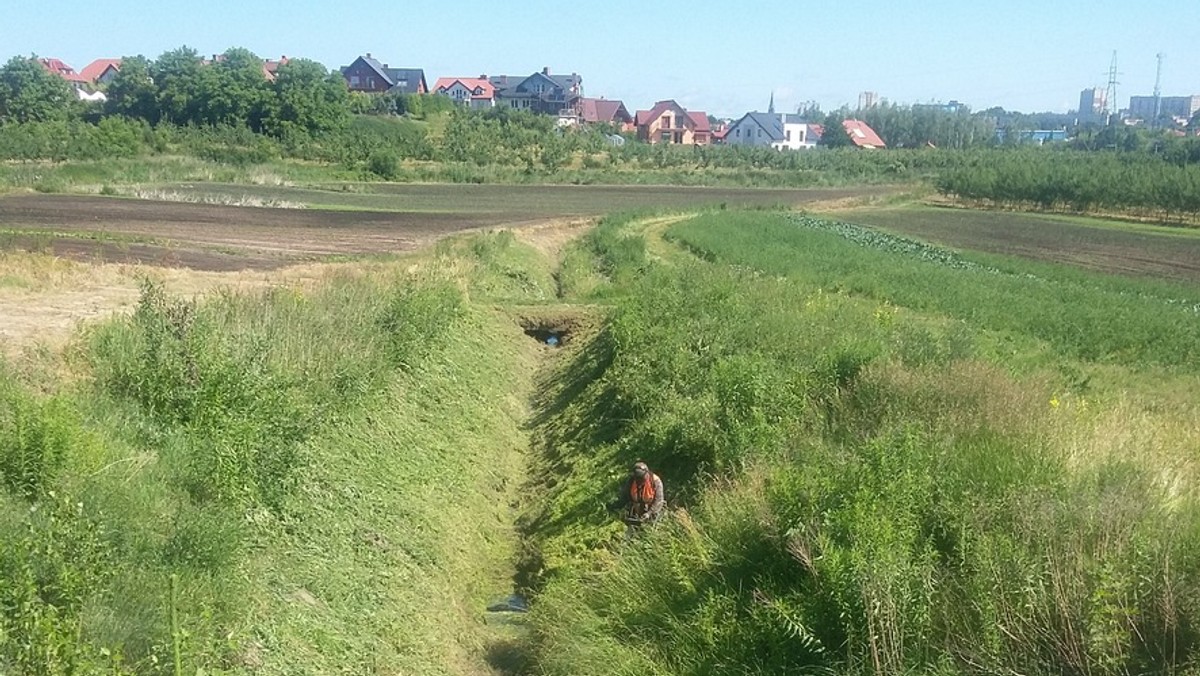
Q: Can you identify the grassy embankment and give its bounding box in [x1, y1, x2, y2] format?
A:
[519, 210, 1200, 674]
[0, 228, 563, 673]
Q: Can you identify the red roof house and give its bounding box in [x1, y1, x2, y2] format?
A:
[79, 58, 122, 84]
[432, 77, 498, 107]
[842, 119, 886, 148]
[634, 100, 711, 144]
[37, 58, 89, 85]
[262, 57, 290, 82]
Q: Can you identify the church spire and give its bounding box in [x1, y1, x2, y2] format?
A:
[768, 91, 775, 114]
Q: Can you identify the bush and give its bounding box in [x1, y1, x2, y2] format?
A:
[367, 148, 401, 180]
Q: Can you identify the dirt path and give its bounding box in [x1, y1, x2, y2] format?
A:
[0, 216, 606, 358]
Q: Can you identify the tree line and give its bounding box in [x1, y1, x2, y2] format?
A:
[935, 148, 1200, 223]
[0, 47, 356, 138]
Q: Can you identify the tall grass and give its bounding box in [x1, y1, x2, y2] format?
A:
[524, 211, 1200, 674]
[0, 230, 555, 673]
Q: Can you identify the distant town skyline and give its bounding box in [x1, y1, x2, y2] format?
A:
[2, 0, 1197, 118]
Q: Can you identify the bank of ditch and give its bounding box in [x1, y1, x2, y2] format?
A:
[0, 225, 587, 674]
[512, 210, 1200, 675]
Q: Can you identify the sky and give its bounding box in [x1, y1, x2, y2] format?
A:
[2, 0, 1198, 118]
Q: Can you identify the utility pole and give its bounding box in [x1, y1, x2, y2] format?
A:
[1152, 52, 1164, 127]
[1105, 51, 1120, 125]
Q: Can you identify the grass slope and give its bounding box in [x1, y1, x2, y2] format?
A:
[519, 210, 1200, 675]
[0, 229, 555, 674]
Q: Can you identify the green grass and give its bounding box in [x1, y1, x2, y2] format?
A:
[6, 204, 1200, 674]
[519, 209, 1200, 675]
[0, 230, 558, 674]
[667, 212, 1200, 369]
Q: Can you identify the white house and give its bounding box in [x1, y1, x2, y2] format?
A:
[432, 77, 498, 109]
[775, 115, 819, 150]
[725, 112, 819, 150]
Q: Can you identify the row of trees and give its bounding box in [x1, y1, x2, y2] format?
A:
[936, 148, 1200, 222]
[0, 48, 352, 138]
[817, 104, 998, 149]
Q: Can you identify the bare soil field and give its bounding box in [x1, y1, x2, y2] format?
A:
[840, 206, 1200, 284]
[0, 194, 524, 270]
[0, 186, 888, 271]
[154, 182, 895, 215]
[0, 185, 887, 353]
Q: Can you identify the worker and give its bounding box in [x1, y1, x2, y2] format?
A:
[624, 461, 665, 525]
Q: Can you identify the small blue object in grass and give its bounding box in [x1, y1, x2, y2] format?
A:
[546, 334, 560, 347]
[487, 595, 530, 613]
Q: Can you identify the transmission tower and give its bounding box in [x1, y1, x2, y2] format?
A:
[1105, 51, 1120, 124]
[1153, 53, 1164, 126]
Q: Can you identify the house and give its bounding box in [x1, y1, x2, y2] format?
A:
[726, 112, 821, 150]
[778, 116, 820, 150]
[842, 119, 887, 149]
[491, 68, 583, 116]
[432, 77, 498, 108]
[37, 58, 101, 100]
[579, 97, 632, 129]
[726, 112, 781, 147]
[634, 100, 711, 145]
[79, 58, 122, 85]
[340, 54, 427, 94]
[262, 56, 290, 82]
[37, 58, 89, 87]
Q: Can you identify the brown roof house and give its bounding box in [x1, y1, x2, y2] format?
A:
[340, 54, 427, 94]
[262, 56, 291, 82]
[580, 97, 633, 130]
[635, 100, 711, 144]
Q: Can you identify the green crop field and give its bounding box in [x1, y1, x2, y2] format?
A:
[839, 205, 1200, 283]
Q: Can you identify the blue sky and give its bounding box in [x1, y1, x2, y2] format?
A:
[2, 0, 1197, 117]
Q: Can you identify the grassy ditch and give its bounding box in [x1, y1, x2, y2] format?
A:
[519, 211, 1200, 674]
[0, 230, 554, 673]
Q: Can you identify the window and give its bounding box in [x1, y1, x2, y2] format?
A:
[663, 115, 672, 129]
[661, 131, 672, 143]
[350, 75, 360, 87]
[735, 128, 741, 137]
[674, 132, 683, 143]
[757, 128, 762, 138]
[786, 130, 791, 141]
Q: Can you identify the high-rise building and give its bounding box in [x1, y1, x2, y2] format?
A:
[857, 91, 879, 110]
[1078, 88, 1107, 120]
[1129, 95, 1200, 120]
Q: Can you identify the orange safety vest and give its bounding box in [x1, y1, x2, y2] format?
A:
[630, 474, 657, 505]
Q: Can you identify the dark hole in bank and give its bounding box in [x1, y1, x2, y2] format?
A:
[524, 328, 567, 347]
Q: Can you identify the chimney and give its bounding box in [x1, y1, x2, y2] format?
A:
[366, 52, 372, 58]
[542, 66, 550, 75]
